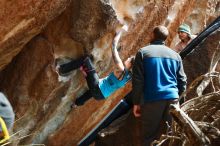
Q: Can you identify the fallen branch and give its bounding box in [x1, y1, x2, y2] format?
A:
[170, 104, 211, 146]
[151, 135, 181, 146]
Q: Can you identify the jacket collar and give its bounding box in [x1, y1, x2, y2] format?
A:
[150, 40, 165, 45]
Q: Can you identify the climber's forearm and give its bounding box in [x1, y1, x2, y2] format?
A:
[112, 31, 124, 70]
[111, 46, 123, 64]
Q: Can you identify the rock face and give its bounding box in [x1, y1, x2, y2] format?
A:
[0, 0, 219, 145]
[185, 0, 220, 34]
[0, 0, 71, 71]
[183, 27, 220, 98]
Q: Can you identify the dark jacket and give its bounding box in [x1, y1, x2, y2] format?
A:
[132, 40, 187, 104]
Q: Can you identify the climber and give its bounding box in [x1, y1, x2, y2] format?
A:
[174, 23, 196, 53]
[57, 27, 135, 106]
[0, 92, 15, 144]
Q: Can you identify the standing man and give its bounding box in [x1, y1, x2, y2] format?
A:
[132, 26, 187, 146]
[174, 23, 196, 53]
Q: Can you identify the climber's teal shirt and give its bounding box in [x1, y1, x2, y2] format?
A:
[99, 69, 131, 98]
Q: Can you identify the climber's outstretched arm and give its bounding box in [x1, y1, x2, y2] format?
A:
[112, 30, 125, 72]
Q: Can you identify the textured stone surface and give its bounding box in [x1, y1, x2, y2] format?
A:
[185, 0, 220, 34]
[183, 29, 220, 98]
[0, 36, 59, 145]
[0, 0, 71, 71]
[0, 0, 219, 145]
